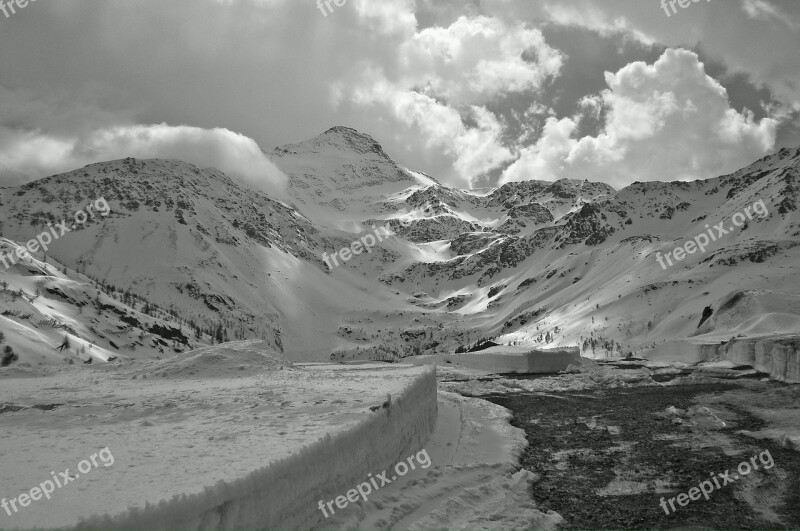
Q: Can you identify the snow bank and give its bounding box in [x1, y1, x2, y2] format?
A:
[414, 346, 581, 374]
[647, 335, 800, 383]
[123, 341, 293, 378]
[329, 391, 563, 530]
[700, 336, 800, 383]
[76, 368, 437, 530]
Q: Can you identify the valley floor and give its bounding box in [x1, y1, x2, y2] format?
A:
[485, 381, 800, 529]
[0, 344, 434, 530]
[437, 359, 800, 530]
[2, 349, 799, 530]
[324, 359, 800, 530]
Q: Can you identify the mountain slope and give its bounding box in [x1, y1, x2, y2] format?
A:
[272, 126, 423, 227]
[0, 239, 209, 367]
[1, 129, 798, 369]
[0, 157, 431, 361]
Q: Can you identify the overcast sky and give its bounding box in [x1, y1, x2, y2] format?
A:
[0, 0, 798, 193]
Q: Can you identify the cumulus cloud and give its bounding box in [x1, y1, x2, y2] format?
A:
[0, 0, 793, 192]
[339, 14, 562, 187]
[352, 77, 514, 184]
[351, 0, 417, 36]
[537, 2, 655, 45]
[399, 16, 563, 106]
[501, 49, 777, 187]
[0, 122, 288, 197]
[482, 0, 799, 127]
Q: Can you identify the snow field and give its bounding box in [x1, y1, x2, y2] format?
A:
[74, 365, 438, 530]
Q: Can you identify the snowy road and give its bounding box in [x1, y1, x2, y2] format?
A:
[322, 391, 562, 530]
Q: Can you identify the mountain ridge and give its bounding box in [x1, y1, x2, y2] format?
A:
[1, 128, 798, 370]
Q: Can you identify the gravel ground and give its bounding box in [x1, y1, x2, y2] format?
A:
[483, 381, 800, 530]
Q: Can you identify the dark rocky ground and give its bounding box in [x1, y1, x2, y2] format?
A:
[483, 379, 800, 530]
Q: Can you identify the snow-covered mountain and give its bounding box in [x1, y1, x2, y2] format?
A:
[0, 239, 210, 366]
[1, 128, 798, 369]
[271, 126, 426, 227]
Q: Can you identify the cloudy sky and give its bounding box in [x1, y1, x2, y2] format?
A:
[0, 0, 798, 193]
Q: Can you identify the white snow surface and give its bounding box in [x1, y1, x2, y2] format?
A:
[0, 341, 437, 530]
[319, 390, 562, 530]
[0, 340, 563, 531]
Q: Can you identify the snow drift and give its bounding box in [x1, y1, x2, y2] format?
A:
[122, 341, 293, 379]
[75, 367, 438, 530]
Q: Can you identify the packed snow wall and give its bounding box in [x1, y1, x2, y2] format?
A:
[76, 367, 438, 530]
[700, 336, 800, 383]
[648, 335, 800, 383]
[413, 347, 581, 374]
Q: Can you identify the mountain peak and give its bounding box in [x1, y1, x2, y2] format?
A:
[322, 125, 369, 137]
[315, 126, 388, 157]
[275, 126, 389, 159]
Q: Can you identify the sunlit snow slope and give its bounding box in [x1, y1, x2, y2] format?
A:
[1, 129, 798, 372]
